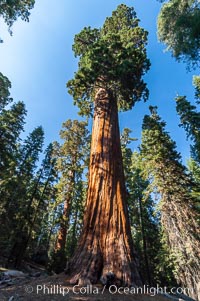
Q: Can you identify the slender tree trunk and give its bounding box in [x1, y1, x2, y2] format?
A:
[68, 88, 141, 286]
[138, 197, 151, 285]
[55, 195, 71, 252]
[45, 210, 56, 250]
[69, 207, 78, 257]
[55, 170, 75, 252]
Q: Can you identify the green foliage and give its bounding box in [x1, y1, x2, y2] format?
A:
[187, 158, 200, 211]
[53, 119, 90, 206]
[193, 75, 200, 100]
[140, 107, 195, 203]
[26, 143, 58, 254]
[67, 4, 150, 116]
[0, 75, 59, 267]
[140, 108, 185, 190]
[121, 129, 175, 286]
[1, 125, 47, 261]
[154, 234, 177, 287]
[157, 0, 200, 68]
[140, 108, 200, 298]
[0, 76, 27, 219]
[0, 0, 35, 39]
[50, 119, 90, 272]
[5, 127, 45, 255]
[176, 95, 200, 162]
[0, 102, 49, 266]
[0, 72, 13, 109]
[18, 126, 44, 175]
[176, 91, 200, 213]
[0, 101, 26, 176]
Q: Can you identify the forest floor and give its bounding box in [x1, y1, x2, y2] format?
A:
[0, 272, 186, 301]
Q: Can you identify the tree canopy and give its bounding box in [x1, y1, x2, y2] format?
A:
[157, 0, 200, 67]
[140, 108, 200, 300]
[0, 72, 13, 109]
[176, 96, 200, 162]
[0, 0, 35, 36]
[67, 4, 150, 116]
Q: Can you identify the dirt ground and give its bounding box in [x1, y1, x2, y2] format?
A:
[0, 273, 177, 301]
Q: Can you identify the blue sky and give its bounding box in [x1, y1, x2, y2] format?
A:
[0, 0, 197, 163]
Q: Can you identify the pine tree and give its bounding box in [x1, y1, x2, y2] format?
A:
[0, 75, 27, 254]
[65, 177, 87, 259]
[0, 100, 26, 178]
[23, 143, 57, 265]
[176, 95, 200, 163]
[7, 126, 45, 267]
[140, 107, 200, 300]
[176, 85, 200, 211]
[0, 74, 57, 267]
[67, 4, 150, 285]
[121, 130, 175, 287]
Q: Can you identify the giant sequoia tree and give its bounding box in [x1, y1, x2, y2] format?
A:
[67, 4, 150, 286]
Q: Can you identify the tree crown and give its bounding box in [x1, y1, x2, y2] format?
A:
[0, 0, 35, 34]
[67, 4, 150, 116]
[157, 0, 200, 68]
[0, 72, 13, 110]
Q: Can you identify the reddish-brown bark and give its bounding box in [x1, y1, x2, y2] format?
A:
[55, 169, 75, 252]
[68, 88, 141, 286]
[55, 196, 71, 252]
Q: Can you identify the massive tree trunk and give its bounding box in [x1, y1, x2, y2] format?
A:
[68, 88, 142, 286]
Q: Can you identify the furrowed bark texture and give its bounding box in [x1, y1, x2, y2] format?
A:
[68, 88, 141, 286]
[161, 199, 200, 301]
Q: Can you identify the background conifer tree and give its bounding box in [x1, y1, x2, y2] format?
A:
[51, 119, 90, 273]
[157, 0, 200, 68]
[0, 0, 35, 41]
[140, 107, 200, 300]
[121, 130, 175, 287]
